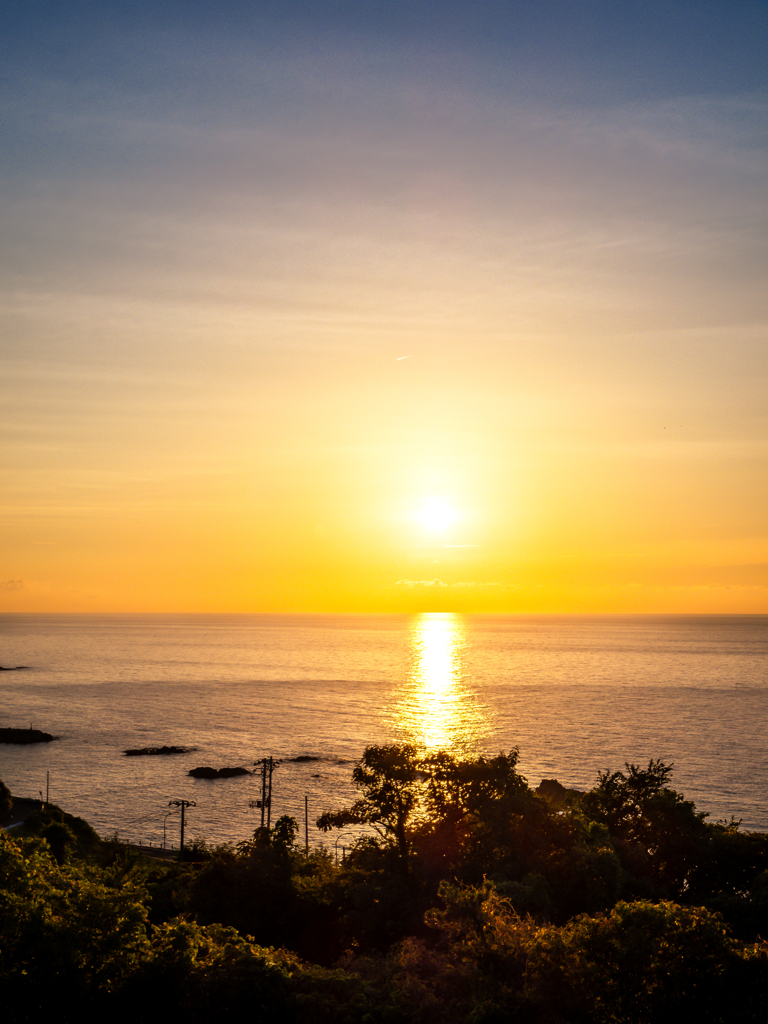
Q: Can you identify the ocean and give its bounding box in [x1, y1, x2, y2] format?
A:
[1, 613, 766, 849]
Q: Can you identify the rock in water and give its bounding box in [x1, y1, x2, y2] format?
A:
[0, 727, 56, 744]
[188, 765, 250, 778]
[124, 745, 193, 756]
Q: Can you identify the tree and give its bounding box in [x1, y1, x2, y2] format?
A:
[582, 759, 677, 838]
[421, 748, 528, 826]
[21, 803, 102, 862]
[237, 815, 299, 857]
[317, 745, 539, 882]
[582, 760, 709, 895]
[412, 748, 540, 880]
[317, 744, 421, 868]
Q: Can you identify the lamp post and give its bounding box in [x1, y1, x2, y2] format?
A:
[333, 830, 359, 864]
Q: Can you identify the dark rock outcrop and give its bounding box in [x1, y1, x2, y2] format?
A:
[188, 765, 251, 779]
[0, 727, 56, 744]
[124, 745, 193, 756]
[536, 778, 583, 804]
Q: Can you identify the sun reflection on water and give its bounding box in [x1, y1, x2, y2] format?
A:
[393, 613, 490, 755]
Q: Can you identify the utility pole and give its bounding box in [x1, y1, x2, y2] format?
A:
[250, 759, 267, 827]
[266, 757, 277, 828]
[304, 794, 309, 852]
[253, 756, 280, 829]
[261, 758, 267, 827]
[168, 799, 196, 860]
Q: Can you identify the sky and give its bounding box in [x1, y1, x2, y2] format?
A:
[2, 0, 768, 614]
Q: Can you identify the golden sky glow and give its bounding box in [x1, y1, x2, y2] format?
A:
[2, 2, 768, 613]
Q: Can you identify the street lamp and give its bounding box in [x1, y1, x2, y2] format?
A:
[333, 830, 359, 864]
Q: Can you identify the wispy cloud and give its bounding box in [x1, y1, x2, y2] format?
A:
[396, 578, 447, 588]
[395, 579, 500, 588]
[449, 581, 501, 588]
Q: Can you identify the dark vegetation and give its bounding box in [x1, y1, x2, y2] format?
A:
[2, 745, 767, 1022]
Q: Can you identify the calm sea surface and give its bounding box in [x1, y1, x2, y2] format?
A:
[1, 614, 766, 847]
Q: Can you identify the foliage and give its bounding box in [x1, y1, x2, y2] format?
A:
[317, 744, 422, 867]
[118, 919, 301, 1022]
[317, 744, 535, 877]
[582, 759, 677, 830]
[0, 778, 12, 820]
[0, 831, 150, 1017]
[341, 936, 479, 1024]
[237, 814, 300, 857]
[582, 759, 711, 896]
[183, 815, 350, 958]
[414, 748, 540, 881]
[19, 802, 102, 863]
[3, 746, 768, 1021]
[421, 748, 529, 825]
[425, 880, 768, 1023]
[539, 817, 623, 920]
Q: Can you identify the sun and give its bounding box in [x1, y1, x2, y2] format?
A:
[415, 499, 459, 532]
